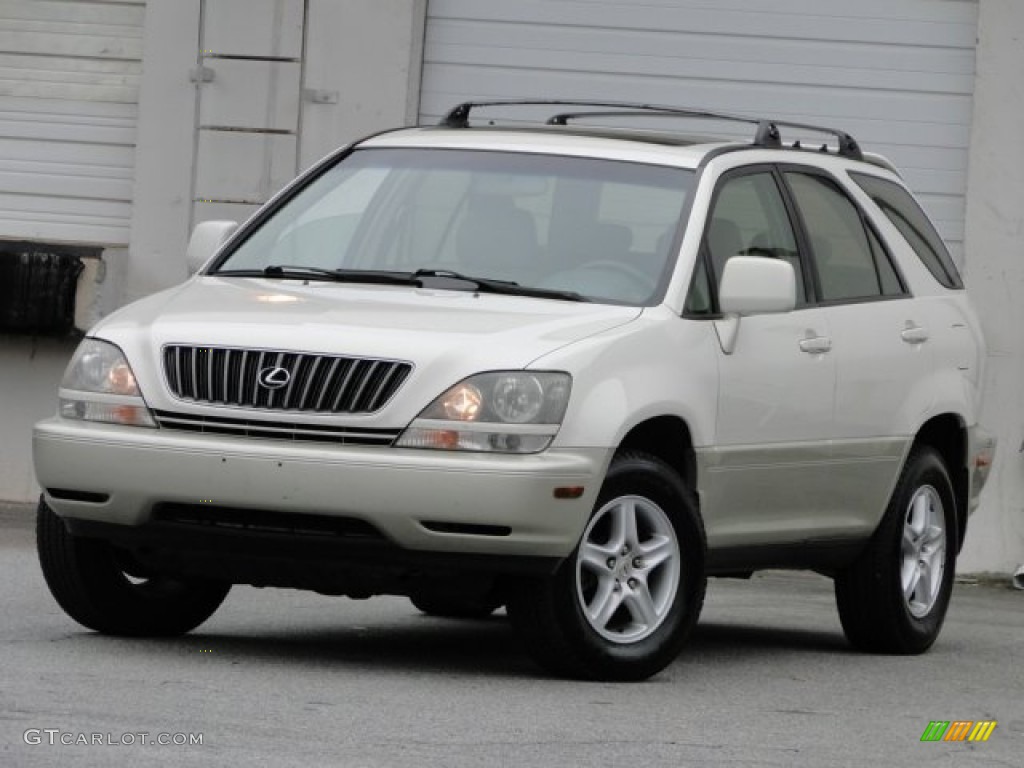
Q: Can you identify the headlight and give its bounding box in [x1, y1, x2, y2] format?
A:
[396, 371, 571, 453]
[58, 339, 155, 427]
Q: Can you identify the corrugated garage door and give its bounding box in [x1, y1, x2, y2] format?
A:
[0, 0, 145, 247]
[420, 0, 977, 260]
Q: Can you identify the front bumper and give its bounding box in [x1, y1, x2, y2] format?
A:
[33, 418, 607, 560]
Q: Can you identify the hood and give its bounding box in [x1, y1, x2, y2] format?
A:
[93, 276, 642, 423]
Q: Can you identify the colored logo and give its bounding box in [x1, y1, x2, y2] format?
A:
[257, 366, 291, 389]
[920, 720, 997, 742]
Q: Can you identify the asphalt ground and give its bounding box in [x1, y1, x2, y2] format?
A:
[1, 500, 1021, 768]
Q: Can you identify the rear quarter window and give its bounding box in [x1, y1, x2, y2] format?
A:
[849, 171, 963, 290]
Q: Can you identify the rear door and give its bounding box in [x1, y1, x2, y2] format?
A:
[781, 167, 929, 530]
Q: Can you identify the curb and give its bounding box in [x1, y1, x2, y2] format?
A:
[0, 501, 34, 529]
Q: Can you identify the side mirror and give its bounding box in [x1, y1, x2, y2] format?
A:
[719, 256, 796, 315]
[186, 220, 238, 275]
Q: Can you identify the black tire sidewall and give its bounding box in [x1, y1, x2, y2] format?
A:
[548, 453, 706, 677]
[886, 449, 957, 645]
[37, 498, 229, 636]
[840, 446, 960, 653]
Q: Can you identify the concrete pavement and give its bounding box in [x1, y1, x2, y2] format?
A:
[2, 502, 1021, 767]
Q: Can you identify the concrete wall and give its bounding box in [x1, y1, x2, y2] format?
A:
[0, 336, 76, 502]
[958, 0, 1024, 574]
[126, 0, 426, 304]
[125, 0, 201, 302]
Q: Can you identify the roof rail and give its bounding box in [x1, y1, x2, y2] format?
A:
[439, 99, 863, 161]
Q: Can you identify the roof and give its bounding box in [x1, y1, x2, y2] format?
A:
[361, 100, 900, 176]
[361, 126, 728, 170]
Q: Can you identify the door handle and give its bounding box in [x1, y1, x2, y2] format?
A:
[799, 336, 832, 354]
[901, 325, 929, 345]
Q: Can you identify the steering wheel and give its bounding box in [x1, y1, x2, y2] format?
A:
[577, 260, 657, 292]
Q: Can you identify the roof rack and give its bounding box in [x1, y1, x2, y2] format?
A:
[439, 99, 863, 161]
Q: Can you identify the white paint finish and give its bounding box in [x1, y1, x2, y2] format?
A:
[708, 306, 836, 542]
[35, 418, 601, 557]
[89, 278, 643, 430]
[185, 220, 238, 273]
[827, 299, 935, 440]
[299, 0, 426, 169]
[958, 0, 1024, 574]
[421, 0, 977, 255]
[194, 130, 298, 203]
[0, 336, 76, 502]
[203, 0, 303, 58]
[199, 59, 300, 131]
[718, 257, 796, 315]
[364, 127, 713, 168]
[126, 0, 201, 300]
[715, 308, 835, 446]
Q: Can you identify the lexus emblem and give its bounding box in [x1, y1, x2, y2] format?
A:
[257, 366, 291, 389]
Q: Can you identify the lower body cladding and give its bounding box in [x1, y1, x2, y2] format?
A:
[33, 418, 605, 595]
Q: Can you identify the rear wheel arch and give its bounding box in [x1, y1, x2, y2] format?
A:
[912, 413, 968, 551]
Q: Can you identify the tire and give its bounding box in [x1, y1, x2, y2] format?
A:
[410, 592, 503, 620]
[36, 498, 230, 636]
[835, 445, 957, 654]
[506, 452, 707, 681]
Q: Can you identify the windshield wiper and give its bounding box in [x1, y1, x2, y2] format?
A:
[411, 269, 589, 302]
[213, 265, 587, 302]
[215, 265, 423, 286]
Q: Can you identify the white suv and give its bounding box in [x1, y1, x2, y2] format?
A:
[34, 100, 995, 681]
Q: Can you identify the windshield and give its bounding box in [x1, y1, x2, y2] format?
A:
[212, 147, 694, 305]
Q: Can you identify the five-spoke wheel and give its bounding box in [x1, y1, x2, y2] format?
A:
[507, 452, 706, 681]
[901, 485, 947, 619]
[576, 495, 680, 643]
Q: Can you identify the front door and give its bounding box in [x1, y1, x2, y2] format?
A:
[697, 168, 837, 549]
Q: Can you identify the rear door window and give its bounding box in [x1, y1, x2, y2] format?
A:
[784, 171, 905, 303]
[849, 171, 963, 289]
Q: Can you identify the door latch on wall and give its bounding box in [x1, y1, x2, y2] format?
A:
[189, 66, 216, 83]
[303, 88, 339, 104]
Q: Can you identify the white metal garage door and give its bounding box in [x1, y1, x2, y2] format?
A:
[421, 0, 977, 260]
[0, 0, 145, 247]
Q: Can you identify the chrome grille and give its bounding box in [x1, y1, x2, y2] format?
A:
[162, 345, 411, 414]
[152, 410, 400, 446]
